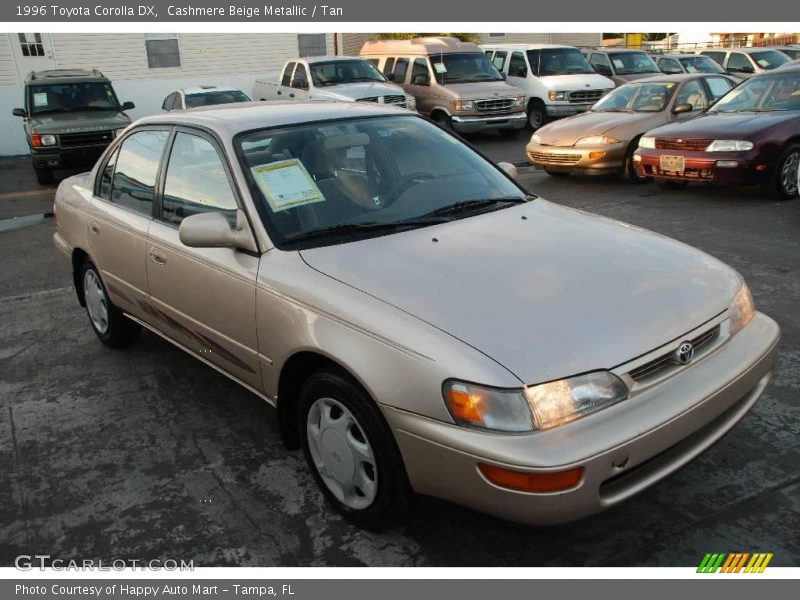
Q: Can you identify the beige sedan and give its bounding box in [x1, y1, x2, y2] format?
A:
[53, 101, 779, 529]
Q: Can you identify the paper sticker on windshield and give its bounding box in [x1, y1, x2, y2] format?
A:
[433, 62, 448, 74]
[612, 59, 625, 69]
[756, 59, 770, 68]
[33, 93, 48, 107]
[251, 159, 325, 213]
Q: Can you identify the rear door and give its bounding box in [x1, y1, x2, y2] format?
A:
[88, 127, 170, 317]
[145, 127, 262, 389]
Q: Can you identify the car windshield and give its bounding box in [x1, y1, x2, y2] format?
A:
[750, 50, 791, 70]
[532, 48, 594, 76]
[780, 48, 800, 60]
[678, 56, 726, 74]
[28, 81, 119, 114]
[309, 60, 386, 86]
[712, 72, 800, 112]
[592, 82, 677, 112]
[236, 115, 528, 249]
[608, 52, 660, 75]
[430, 53, 503, 84]
[185, 90, 250, 108]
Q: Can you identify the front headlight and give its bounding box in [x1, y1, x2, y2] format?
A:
[705, 140, 754, 152]
[729, 282, 755, 335]
[575, 135, 621, 146]
[514, 95, 525, 108]
[531, 132, 541, 144]
[40, 134, 57, 146]
[548, 90, 568, 101]
[406, 96, 417, 111]
[453, 99, 475, 111]
[639, 136, 656, 149]
[443, 372, 628, 433]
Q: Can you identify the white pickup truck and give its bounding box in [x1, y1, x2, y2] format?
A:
[253, 56, 416, 110]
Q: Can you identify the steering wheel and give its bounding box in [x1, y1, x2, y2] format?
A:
[379, 172, 435, 206]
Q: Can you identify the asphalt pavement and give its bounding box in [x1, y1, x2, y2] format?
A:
[1, 140, 799, 567]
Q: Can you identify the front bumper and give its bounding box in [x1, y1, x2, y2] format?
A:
[31, 145, 108, 171]
[384, 312, 779, 525]
[451, 111, 527, 133]
[526, 140, 628, 174]
[546, 102, 594, 117]
[634, 148, 767, 185]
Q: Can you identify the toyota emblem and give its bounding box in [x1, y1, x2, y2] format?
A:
[675, 341, 694, 365]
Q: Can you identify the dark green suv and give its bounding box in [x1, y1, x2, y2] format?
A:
[12, 69, 134, 185]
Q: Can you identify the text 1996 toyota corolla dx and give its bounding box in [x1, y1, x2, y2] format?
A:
[53, 101, 780, 529]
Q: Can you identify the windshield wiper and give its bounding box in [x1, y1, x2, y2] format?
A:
[418, 196, 531, 219]
[284, 219, 448, 245]
[597, 108, 635, 113]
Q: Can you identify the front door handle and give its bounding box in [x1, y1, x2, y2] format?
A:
[150, 247, 167, 266]
[88, 220, 99, 235]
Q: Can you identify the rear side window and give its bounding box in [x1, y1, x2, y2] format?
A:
[110, 130, 169, 215]
[291, 64, 309, 89]
[394, 58, 409, 83]
[281, 62, 295, 86]
[98, 146, 119, 201]
[161, 132, 238, 225]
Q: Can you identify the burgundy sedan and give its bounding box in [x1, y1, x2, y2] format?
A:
[634, 65, 800, 198]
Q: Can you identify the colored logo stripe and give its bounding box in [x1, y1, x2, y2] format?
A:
[697, 553, 773, 573]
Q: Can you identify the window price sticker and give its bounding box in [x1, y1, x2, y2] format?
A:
[251, 159, 326, 212]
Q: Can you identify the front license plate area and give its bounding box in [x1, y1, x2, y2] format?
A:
[660, 154, 685, 173]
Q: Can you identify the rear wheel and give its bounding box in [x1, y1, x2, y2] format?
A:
[81, 260, 140, 348]
[527, 100, 547, 130]
[34, 166, 54, 185]
[762, 143, 800, 199]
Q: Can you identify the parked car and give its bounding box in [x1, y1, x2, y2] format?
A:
[360, 37, 526, 134]
[698, 47, 791, 79]
[635, 65, 800, 198]
[777, 58, 800, 70]
[526, 74, 736, 181]
[253, 56, 415, 109]
[586, 49, 661, 85]
[481, 44, 614, 129]
[161, 86, 250, 111]
[52, 101, 779, 529]
[655, 53, 728, 75]
[771, 45, 800, 60]
[12, 69, 134, 185]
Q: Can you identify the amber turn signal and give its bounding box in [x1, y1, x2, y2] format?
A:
[478, 463, 584, 493]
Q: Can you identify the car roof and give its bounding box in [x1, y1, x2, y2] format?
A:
[179, 86, 244, 95]
[25, 68, 110, 85]
[618, 73, 723, 84]
[135, 100, 411, 136]
[302, 55, 374, 64]
[657, 54, 713, 60]
[361, 37, 482, 55]
[591, 48, 648, 54]
[701, 47, 784, 54]
[481, 43, 576, 51]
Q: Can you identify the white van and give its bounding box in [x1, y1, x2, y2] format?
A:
[482, 44, 615, 129]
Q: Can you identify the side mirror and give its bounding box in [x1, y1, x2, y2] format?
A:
[497, 161, 519, 181]
[12, 108, 26, 118]
[412, 74, 429, 86]
[121, 101, 135, 111]
[672, 103, 694, 114]
[179, 209, 258, 253]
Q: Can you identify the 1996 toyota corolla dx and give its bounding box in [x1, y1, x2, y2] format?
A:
[53, 101, 780, 529]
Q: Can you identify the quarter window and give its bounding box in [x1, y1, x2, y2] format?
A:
[162, 133, 238, 225]
[98, 146, 119, 201]
[110, 130, 169, 215]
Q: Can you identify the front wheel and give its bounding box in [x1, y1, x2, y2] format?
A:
[300, 368, 410, 530]
[623, 144, 649, 184]
[527, 101, 547, 130]
[81, 260, 140, 348]
[762, 143, 800, 199]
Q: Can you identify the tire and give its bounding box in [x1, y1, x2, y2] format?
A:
[623, 141, 649, 184]
[527, 100, 547, 130]
[544, 168, 570, 177]
[81, 260, 140, 348]
[299, 367, 411, 530]
[34, 166, 54, 185]
[657, 179, 689, 190]
[762, 143, 800, 199]
[431, 111, 453, 132]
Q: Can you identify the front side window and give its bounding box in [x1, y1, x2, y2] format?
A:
[110, 130, 169, 215]
[309, 60, 385, 87]
[673, 80, 708, 110]
[291, 64, 309, 90]
[608, 51, 660, 75]
[185, 90, 250, 109]
[727, 53, 754, 73]
[28, 82, 119, 115]
[658, 58, 682, 74]
[393, 58, 409, 84]
[537, 48, 593, 76]
[589, 53, 611, 75]
[410, 58, 429, 85]
[237, 116, 526, 249]
[429, 53, 503, 84]
[508, 52, 528, 78]
[713, 73, 800, 112]
[281, 63, 296, 87]
[593, 82, 677, 113]
[162, 133, 238, 225]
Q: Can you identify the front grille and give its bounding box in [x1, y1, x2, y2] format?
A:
[569, 89, 605, 103]
[629, 325, 721, 382]
[59, 131, 114, 148]
[528, 151, 580, 165]
[474, 98, 516, 112]
[356, 95, 407, 108]
[655, 138, 711, 151]
[356, 96, 378, 103]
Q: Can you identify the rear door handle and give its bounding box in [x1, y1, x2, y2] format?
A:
[289, 93, 295, 98]
[88, 220, 100, 235]
[150, 247, 167, 266]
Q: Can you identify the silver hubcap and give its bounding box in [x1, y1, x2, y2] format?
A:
[529, 108, 543, 128]
[780, 151, 799, 195]
[83, 269, 109, 334]
[306, 397, 377, 510]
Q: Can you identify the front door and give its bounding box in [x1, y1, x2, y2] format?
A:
[145, 129, 262, 389]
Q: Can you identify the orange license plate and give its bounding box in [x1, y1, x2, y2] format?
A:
[660, 154, 685, 173]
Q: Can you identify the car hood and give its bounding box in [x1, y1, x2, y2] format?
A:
[539, 73, 615, 91]
[300, 200, 738, 384]
[645, 109, 800, 139]
[28, 110, 131, 134]
[536, 110, 665, 146]
[440, 80, 522, 100]
[613, 72, 661, 85]
[319, 81, 408, 101]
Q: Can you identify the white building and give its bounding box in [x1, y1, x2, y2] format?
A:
[0, 32, 335, 155]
